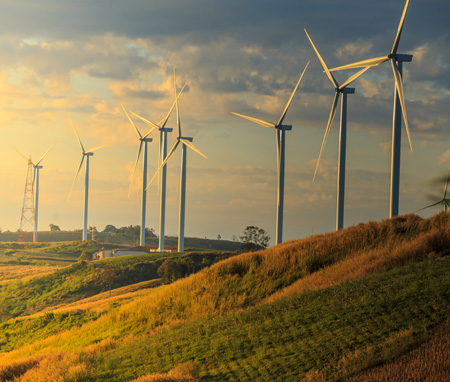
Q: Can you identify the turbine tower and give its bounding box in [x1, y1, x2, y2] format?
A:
[122, 105, 154, 247]
[146, 71, 207, 252]
[129, 82, 187, 250]
[305, 29, 369, 231]
[328, 0, 413, 218]
[415, 165, 450, 213]
[12, 144, 56, 242]
[68, 117, 107, 241]
[232, 62, 309, 245]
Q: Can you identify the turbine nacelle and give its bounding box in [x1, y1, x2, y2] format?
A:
[337, 87, 355, 94]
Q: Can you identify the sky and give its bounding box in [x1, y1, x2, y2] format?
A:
[0, 0, 449, 244]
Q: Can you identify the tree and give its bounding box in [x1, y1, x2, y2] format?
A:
[100, 266, 118, 297]
[217, 234, 221, 240]
[103, 225, 117, 233]
[240, 226, 270, 252]
[145, 227, 156, 237]
[157, 259, 182, 284]
[49, 224, 60, 231]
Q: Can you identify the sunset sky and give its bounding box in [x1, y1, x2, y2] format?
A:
[0, 0, 449, 243]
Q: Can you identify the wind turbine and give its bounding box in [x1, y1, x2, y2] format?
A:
[12, 143, 56, 242]
[328, 0, 413, 218]
[305, 29, 370, 231]
[415, 165, 450, 213]
[146, 71, 207, 252]
[231, 61, 309, 245]
[128, 82, 187, 250]
[68, 117, 108, 241]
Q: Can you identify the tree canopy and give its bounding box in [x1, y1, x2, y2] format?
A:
[240, 226, 270, 252]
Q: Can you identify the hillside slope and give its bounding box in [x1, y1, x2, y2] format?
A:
[0, 213, 449, 381]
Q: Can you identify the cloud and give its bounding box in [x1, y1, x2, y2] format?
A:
[438, 150, 450, 166]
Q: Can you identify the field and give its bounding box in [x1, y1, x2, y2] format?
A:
[0, 213, 449, 381]
[0, 231, 241, 251]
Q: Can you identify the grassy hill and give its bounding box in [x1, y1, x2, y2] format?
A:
[0, 213, 449, 381]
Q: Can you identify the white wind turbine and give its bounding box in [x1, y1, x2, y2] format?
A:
[328, 0, 413, 218]
[415, 165, 450, 213]
[128, 82, 187, 250]
[146, 71, 207, 252]
[305, 29, 370, 231]
[68, 117, 108, 241]
[12, 143, 56, 242]
[232, 62, 309, 245]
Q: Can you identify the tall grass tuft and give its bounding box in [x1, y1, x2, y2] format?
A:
[0, 356, 40, 382]
[130, 362, 200, 382]
[350, 323, 450, 382]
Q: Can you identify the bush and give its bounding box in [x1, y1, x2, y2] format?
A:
[158, 259, 182, 284]
[78, 251, 93, 261]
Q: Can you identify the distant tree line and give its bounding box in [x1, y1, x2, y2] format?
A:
[102, 224, 156, 237]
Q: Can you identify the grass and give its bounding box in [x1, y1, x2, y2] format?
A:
[0, 232, 242, 252]
[0, 241, 97, 266]
[0, 212, 449, 381]
[0, 250, 235, 320]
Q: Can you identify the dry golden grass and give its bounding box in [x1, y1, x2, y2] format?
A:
[1, 213, 449, 377]
[351, 325, 450, 382]
[14, 352, 93, 382]
[18, 279, 162, 319]
[1, 339, 116, 382]
[267, 224, 449, 303]
[0, 266, 57, 285]
[130, 362, 200, 382]
[0, 355, 41, 382]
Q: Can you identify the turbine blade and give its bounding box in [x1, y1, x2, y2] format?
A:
[391, 59, 412, 152]
[328, 56, 389, 72]
[68, 156, 85, 200]
[391, 0, 410, 55]
[35, 142, 57, 166]
[313, 92, 340, 182]
[338, 67, 371, 90]
[445, 200, 450, 210]
[174, 68, 182, 137]
[129, 111, 159, 137]
[158, 83, 187, 128]
[69, 116, 85, 153]
[85, 144, 108, 154]
[128, 141, 144, 198]
[277, 61, 309, 126]
[443, 165, 450, 199]
[231, 112, 276, 128]
[414, 200, 444, 213]
[146, 141, 180, 190]
[122, 104, 142, 139]
[11, 146, 31, 164]
[180, 138, 208, 159]
[304, 29, 337, 88]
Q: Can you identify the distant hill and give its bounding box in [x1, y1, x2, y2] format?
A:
[0, 213, 449, 381]
[0, 230, 242, 251]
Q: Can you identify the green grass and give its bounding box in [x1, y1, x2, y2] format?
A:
[1, 213, 449, 381]
[0, 311, 99, 354]
[91, 256, 450, 381]
[0, 251, 235, 321]
[0, 241, 97, 266]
